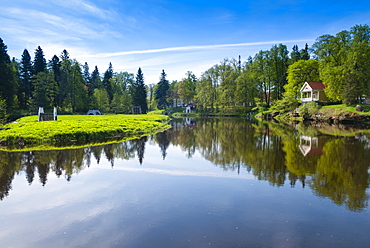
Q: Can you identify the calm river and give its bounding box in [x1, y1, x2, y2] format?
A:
[0, 118, 369, 248]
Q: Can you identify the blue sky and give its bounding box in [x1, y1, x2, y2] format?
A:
[1, 0, 370, 83]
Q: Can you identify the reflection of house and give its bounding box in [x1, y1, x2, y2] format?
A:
[300, 82, 328, 103]
[184, 118, 197, 128]
[299, 135, 324, 156]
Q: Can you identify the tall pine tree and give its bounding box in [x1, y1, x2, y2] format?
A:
[33, 46, 46, 75]
[155, 69, 170, 109]
[20, 49, 33, 109]
[83, 62, 90, 85]
[132, 67, 148, 114]
[103, 62, 113, 101]
[290, 45, 301, 62]
[0, 38, 17, 111]
[59, 50, 72, 108]
[300, 43, 310, 60]
[50, 55, 61, 82]
[49, 55, 61, 106]
[90, 66, 101, 93]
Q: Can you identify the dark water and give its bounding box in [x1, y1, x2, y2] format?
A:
[0, 118, 369, 248]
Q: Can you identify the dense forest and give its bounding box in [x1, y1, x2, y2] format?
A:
[0, 24, 369, 123]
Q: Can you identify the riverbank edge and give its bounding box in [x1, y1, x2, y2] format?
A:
[0, 127, 170, 152]
[256, 104, 370, 125]
[171, 112, 250, 118]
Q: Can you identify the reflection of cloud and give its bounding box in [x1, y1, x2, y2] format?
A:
[90, 39, 314, 58]
[113, 166, 256, 180]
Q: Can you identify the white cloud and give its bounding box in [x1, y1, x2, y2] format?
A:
[89, 39, 314, 58]
[49, 0, 119, 21]
[0, 7, 105, 42]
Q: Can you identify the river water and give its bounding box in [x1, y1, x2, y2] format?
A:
[0, 118, 369, 248]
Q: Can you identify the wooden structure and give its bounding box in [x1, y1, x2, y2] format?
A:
[300, 82, 328, 103]
[38, 107, 57, 121]
[132, 106, 142, 114]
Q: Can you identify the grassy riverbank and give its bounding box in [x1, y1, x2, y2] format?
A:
[0, 114, 170, 150]
[259, 104, 370, 123]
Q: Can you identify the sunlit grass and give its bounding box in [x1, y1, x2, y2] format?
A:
[321, 104, 370, 115]
[0, 114, 170, 149]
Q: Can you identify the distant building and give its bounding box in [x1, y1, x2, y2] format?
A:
[300, 82, 328, 103]
[185, 103, 196, 113]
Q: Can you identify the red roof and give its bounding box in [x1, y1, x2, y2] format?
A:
[306, 147, 324, 156]
[306, 82, 325, 90]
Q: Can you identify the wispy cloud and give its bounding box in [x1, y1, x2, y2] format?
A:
[104, 166, 256, 180]
[90, 39, 315, 58]
[0, 4, 126, 52]
[49, 0, 118, 20]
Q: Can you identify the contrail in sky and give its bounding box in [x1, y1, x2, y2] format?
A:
[90, 39, 314, 58]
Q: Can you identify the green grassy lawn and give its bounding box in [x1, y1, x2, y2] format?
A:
[0, 114, 170, 150]
[321, 104, 370, 115]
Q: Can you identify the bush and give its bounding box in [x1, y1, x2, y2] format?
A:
[270, 93, 299, 113]
[252, 98, 268, 113]
[298, 101, 321, 117]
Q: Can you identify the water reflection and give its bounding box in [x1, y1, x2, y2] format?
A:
[0, 118, 369, 212]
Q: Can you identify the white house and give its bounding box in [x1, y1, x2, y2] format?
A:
[300, 82, 328, 103]
[185, 103, 196, 113]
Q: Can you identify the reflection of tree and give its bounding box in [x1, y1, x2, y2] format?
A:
[104, 144, 115, 167]
[283, 136, 319, 176]
[0, 173, 13, 200]
[25, 163, 35, 185]
[155, 131, 170, 159]
[171, 122, 196, 158]
[0, 152, 22, 200]
[0, 140, 143, 200]
[113, 141, 136, 161]
[170, 119, 370, 211]
[0, 119, 369, 213]
[91, 146, 103, 164]
[312, 138, 370, 212]
[135, 136, 147, 165]
[268, 122, 370, 211]
[36, 163, 49, 186]
[194, 119, 288, 186]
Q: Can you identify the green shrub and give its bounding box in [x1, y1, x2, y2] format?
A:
[298, 101, 321, 117]
[270, 93, 299, 113]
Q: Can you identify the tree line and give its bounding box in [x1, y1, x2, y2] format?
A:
[170, 24, 370, 113]
[1, 24, 369, 123]
[0, 40, 152, 123]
